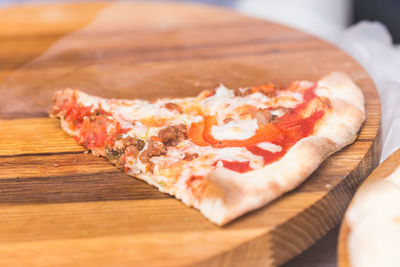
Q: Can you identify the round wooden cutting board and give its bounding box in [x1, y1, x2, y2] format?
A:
[0, 2, 380, 266]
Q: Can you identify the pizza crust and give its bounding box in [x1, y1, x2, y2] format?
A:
[198, 72, 365, 225]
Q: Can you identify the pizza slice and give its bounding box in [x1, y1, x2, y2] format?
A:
[49, 72, 365, 225]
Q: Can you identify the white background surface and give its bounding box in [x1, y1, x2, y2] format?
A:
[237, 0, 352, 40]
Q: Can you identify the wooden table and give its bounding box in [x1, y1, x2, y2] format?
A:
[0, 2, 381, 266]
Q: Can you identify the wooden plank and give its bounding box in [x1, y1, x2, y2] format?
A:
[0, 153, 115, 179]
[0, 118, 84, 156]
[0, 230, 265, 267]
[0, 193, 323, 242]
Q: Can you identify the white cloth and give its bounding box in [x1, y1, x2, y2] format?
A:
[335, 21, 400, 162]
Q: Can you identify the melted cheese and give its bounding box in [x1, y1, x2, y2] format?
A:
[256, 142, 282, 153]
[211, 119, 258, 140]
[347, 166, 400, 267]
[199, 85, 270, 119]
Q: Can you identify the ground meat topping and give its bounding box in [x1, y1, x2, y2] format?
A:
[223, 117, 234, 124]
[139, 140, 167, 163]
[164, 102, 183, 113]
[114, 135, 145, 152]
[125, 145, 140, 157]
[105, 146, 124, 167]
[234, 88, 252, 97]
[234, 84, 277, 98]
[252, 84, 277, 98]
[158, 124, 187, 147]
[183, 152, 199, 161]
[124, 136, 145, 150]
[252, 108, 273, 126]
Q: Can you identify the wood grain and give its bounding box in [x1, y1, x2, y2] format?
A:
[338, 149, 400, 267]
[0, 2, 381, 266]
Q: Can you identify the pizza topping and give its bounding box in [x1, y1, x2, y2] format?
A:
[187, 121, 209, 147]
[252, 108, 274, 126]
[223, 117, 233, 124]
[125, 145, 140, 158]
[124, 136, 145, 150]
[114, 135, 145, 152]
[250, 83, 276, 98]
[185, 175, 204, 198]
[186, 84, 326, 167]
[164, 102, 183, 113]
[77, 115, 108, 151]
[256, 142, 282, 153]
[216, 160, 252, 173]
[62, 95, 94, 129]
[52, 80, 326, 177]
[139, 140, 167, 164]
[105, 146, 124, 166]
[211, 118, 258, 141]
[247, 145, 285, 166]
[234, 88, 252, 97]
[247, 106, 325, 165]
[113, 135, 146, 159]
[197, 89, 216, 99]
[158, 124, 188, 147]
[234, 83, 277, 98]
[208, 120, 283, 148]
[200, 85, 234, 115]
[270, 108, 289, 118]
[183, 152, 199, 161]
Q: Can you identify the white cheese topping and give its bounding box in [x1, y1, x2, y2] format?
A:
[213, 147, 261, 162]
[211, 119, 258, 141]
[256, 142, 282, 153]
[199, 85, 270, 118]
[200, 85, 234, 116]
[278, 91, 303, 102]
[347, 166, 400, 267]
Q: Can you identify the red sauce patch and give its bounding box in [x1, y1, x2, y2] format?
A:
[59, 93, 132, 154]
[77, 115, 108, 149]
[185, 175, 206, 199]
[246, 146, 284, 166]
[185, 175, 204, 188]
[190, 84, 327, 172]
[63, 96, 93, 129]
[247, 109, 324, 165]
[214, 160, 252, 173]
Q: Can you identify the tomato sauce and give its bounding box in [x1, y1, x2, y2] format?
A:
[76, 116, 108, 149]
[217, 160, 252, 173]
[191, 85, 327, 172]
[185, 175, 204, 195]
[62, 95, 131, 152]
[247, 108, 324, 165]
[63, 95, 93, 129]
